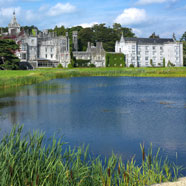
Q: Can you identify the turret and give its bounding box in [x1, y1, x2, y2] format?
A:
[8, 11, 21, 35]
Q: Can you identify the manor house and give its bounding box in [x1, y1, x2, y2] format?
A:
[73, 42, 106, 67]
[115, 34, 183, 67]
[2, 12, 70, 68]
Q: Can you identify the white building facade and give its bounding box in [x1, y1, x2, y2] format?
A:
[115, 35, 183, 67]
[3, 12, 71, 68]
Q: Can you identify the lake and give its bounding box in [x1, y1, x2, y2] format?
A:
[0, 76, 186, 174]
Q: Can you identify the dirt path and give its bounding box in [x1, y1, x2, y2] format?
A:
[152, 178, 186, 186]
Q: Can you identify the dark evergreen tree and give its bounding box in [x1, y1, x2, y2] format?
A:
[0, 39, 20, 70]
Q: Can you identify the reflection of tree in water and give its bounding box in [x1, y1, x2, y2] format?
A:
[33, 82, 66, 96]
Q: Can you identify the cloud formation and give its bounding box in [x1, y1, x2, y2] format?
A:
[0, 7, 21, 17]
[48, 3, 76, 16]
[79, 22, 99, 28]
[114, 8, 147, 25]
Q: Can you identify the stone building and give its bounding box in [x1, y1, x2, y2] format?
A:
[2, 12, 70, 68]
[73, 42, 106, 67]
[115, 34, 183, 67]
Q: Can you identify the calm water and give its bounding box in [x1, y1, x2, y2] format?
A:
[0, 77, 186, 173]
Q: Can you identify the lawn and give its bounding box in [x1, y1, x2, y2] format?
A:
[0, 67, 186, 89]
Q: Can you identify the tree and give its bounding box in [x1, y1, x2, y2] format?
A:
[149, 32, 160, 39]
[173, 33, 176, 41]
[180, 32, 186, 41]
[181, 32, 186, 66]
[78, 28, 94, 51]
[0, 39, 20, 70]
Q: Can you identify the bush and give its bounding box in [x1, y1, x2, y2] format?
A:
[57, 64, 63, 68]
[89, 64, 96, 68]
[167, 61, 175, 67]
[150, 59, 154, 67]
[184, 56, 186, 66]
[129, 64, 134, 68]
[106, 53, 125, 67]
[163, 58, 166, 67]
[68, 63, 73, 68]
[75, 59, 90, 67]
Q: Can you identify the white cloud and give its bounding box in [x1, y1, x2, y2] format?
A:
[132, 28, 142, 36]
[79, 22, 99, 28]
[39, 4, 50, 12]
[25, 10, 36, 21]
[136, 0, 177, 5]
[48, 3, 76, 16]
[0, 7, 21, 17]
[114, 8, 147, 25]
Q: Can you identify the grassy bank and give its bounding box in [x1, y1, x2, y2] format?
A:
[0, 126, 182, 186]
[0, 67, 186, 89]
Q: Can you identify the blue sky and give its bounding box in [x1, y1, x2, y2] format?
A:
[0, 0, 186, 39]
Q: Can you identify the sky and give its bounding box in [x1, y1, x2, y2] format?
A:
[0, 0, 186, 39]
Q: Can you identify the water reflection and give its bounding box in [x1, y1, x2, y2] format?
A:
[0, 77, 186, 171]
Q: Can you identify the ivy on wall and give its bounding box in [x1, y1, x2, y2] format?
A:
[106, 53, 125, 67]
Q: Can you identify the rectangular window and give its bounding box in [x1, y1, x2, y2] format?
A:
[22, 53, 26, 60]
[145, 51, 149, 55]
[51, 54, 53, 58]
[45, 54, 47, 58]
[51, 48, 53, 52]
[153, 46, 156, 50]
[145, 57, 148, 61]
[145, 46, 149, 50]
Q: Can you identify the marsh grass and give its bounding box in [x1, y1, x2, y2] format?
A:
[0, 125, 183, 186]
[0, 67, 186, 89]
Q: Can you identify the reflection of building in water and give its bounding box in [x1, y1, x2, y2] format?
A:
[1, 12, 70, 68]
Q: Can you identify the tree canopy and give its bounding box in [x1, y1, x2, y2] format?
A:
[49, 23, 135, 52]
[0, 39, 20, 70]
[149, 32, 160, 39]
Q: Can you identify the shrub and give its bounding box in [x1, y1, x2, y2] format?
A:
[57, 64, 63, 68]
[129, 64, 134, 68]
[68, 63, 73, 68]
[150, 59, 154, 67]
[75, 59, 90, 67]
[167, 61, 175, 67]
[89, 64, 96, 68]
[163, 58, 166, 67]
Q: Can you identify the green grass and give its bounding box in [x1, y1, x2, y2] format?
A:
[0, 125, 183, 186]
[0, 67, 186, 89]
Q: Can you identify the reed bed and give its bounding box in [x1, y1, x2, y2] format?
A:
[0, 67, 186, 89]
[0, 125, 183, 186]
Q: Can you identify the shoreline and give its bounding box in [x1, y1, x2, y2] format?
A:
[0, 67, 186, 89]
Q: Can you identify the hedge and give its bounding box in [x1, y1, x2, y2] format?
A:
[75, 59, 90, 67]
[106, 53, 125, 67]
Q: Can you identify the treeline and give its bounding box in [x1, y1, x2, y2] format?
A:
[180, 32, 186, 66]
[49, 23, 135, 52]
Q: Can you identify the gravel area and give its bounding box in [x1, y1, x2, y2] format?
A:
[152, 178, 186, 186]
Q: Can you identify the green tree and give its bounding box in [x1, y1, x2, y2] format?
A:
[0, 39, 20, 70]
[78, 28, 94, 51]
[149, 32, 160, 39]
[180, 32, 186, 41]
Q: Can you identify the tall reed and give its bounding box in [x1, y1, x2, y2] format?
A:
[0, 125, 183, 185]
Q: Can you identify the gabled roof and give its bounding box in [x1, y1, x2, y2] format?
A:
[124, 37, 174, 44]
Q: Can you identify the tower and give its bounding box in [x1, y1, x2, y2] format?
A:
[8, 11, 21, 35]
[72, 31, 78, 51]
